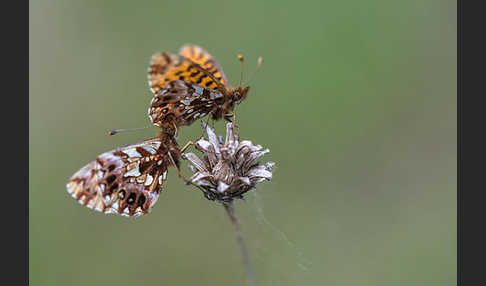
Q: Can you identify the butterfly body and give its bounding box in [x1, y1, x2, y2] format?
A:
[147, 45, 250, 131]
[67, 133, 180, 217]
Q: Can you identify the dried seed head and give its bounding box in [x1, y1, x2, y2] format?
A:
[183, 122, 275, 202]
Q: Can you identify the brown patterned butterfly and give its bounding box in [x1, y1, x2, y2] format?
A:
[147, 44, 262, 130]
[66, 131, 181, 217]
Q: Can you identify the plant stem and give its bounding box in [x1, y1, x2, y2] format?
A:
[223, 201, 255, 286]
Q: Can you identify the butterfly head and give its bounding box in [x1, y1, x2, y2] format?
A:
[230, 85, 250, 105]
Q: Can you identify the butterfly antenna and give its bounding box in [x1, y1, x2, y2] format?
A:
[243, 56, 263, 86]
[108, 126, 152, 136]
[237, 54, 244, 86]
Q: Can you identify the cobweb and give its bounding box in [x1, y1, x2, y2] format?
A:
[249, 191, 313, 273]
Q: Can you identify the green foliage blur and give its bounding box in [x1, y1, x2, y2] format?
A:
[30, 0, 456, 285]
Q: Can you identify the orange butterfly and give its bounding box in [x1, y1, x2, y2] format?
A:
[147, 45, 261, 131]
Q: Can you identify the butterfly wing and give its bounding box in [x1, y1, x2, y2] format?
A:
[148, 52, 179, 94]
[148, 80, 224, 128]
[178, 45, 228, 87]
[67, 138, 176, 217]
[147, 45, 228, 94]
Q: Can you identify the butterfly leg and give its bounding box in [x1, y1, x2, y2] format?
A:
[200, 114, 211, 138]
[224, 113, 233, 122]
[167, 151, 190, 184]
[232, 112, 240, 138]
[222, 100, 233, 122]
[180, 140, 196, 153]
[224, 111, 239, 138]
[171, 119, 179, 138]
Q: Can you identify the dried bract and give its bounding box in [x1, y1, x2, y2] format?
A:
[183, 122, 274, 202]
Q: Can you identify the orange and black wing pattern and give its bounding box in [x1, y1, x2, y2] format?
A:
[148, 52, 179, 94]
[147, 45, 228, 94]
[178, 45, 228, 87]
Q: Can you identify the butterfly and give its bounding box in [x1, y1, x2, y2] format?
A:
[66, 132, 181, 217]
[147, 45, 261, 131]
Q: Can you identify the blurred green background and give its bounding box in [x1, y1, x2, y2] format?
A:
[30, 0, 456, 285]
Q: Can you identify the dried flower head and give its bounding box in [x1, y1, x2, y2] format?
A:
[183, 122, 274, 202]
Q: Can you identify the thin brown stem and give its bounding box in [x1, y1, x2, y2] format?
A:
[223, 201, 255, 286]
